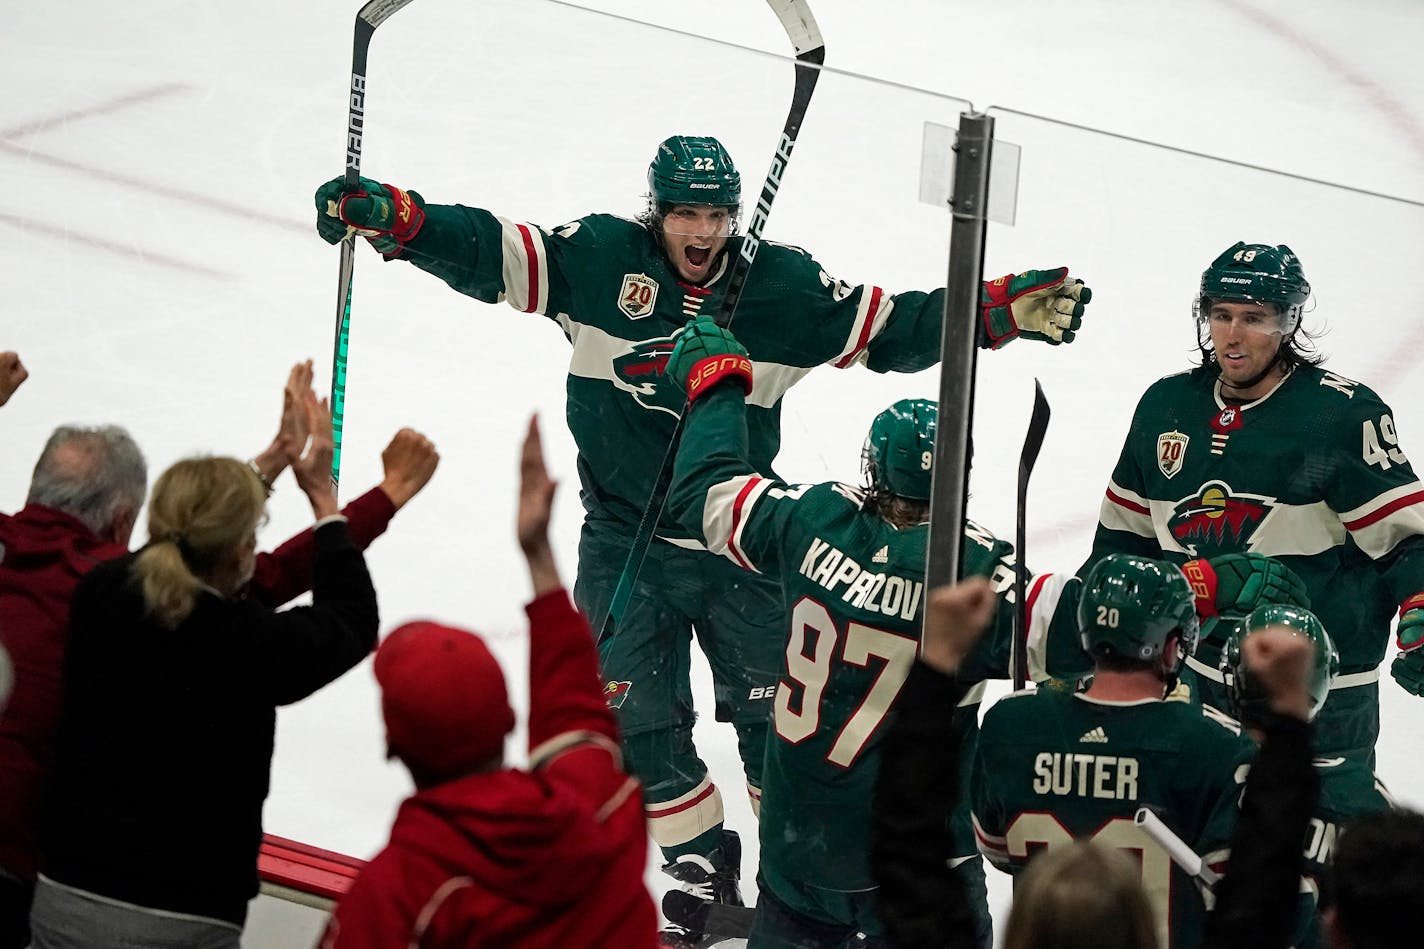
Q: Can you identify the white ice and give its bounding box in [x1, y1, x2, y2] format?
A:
[3, 0, 1422, 943]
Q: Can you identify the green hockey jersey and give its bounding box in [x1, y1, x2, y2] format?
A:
[972, 691, 1255, 949]
[1084, 365, 1424, 753]
[1297, 757, 1393, 949]
[667, 385, 1088, 903]
[398, 205, 948, 534]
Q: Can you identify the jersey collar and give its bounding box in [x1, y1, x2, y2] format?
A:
[1212, 366, 1293, 412]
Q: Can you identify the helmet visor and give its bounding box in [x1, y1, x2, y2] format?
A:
[661, 204, 737, 239]
[1195, 295, 1296, 338]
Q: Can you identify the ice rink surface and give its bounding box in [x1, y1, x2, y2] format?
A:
[4, 0, 1422, 940]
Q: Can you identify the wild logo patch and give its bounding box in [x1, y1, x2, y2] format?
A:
[618, 273, 659, 319]
[610, 337, 683, 415]
[604, 680, 633, 709]
[1156, 431, 1189, 479]
[1167, 480, 1277, 556]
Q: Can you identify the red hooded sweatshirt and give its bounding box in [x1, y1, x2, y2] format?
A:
[0, 490, 396, 882]
[320, 591, 659, 949]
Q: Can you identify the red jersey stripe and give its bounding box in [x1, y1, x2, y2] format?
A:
[1343, 489, 1424, 531]
[1106, 486, 1151, 516]
[834, 286, 884, 369]
[517, 224, 540, 313]
[726, 477, 763, 571]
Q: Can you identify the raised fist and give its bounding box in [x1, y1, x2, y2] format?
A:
[980, 267, 1090, 349]
[314, 176, 426, 255]
[665, 316, 752, 402]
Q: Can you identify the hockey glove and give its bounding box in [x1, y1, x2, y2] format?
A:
[979, 267, 1090, 349]
[314, 176, 426, 256]
[1390, 594, 1424, 696]
[665, 316, 753, 403]
[1183, 553, 1309, 639]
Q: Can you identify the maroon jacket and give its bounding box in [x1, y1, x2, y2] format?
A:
[320, 590, 659, 949]
[0, 489, 397, 881]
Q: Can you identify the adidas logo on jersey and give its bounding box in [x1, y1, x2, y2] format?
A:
[1078, 726, 1108, 744]
[872, 545, 889, 564]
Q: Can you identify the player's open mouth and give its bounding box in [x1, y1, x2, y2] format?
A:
[686, 246, 711, 268]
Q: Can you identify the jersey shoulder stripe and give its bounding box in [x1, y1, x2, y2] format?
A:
[1101, 480, 1155, 537]
[700, 474, 773, 572]
[833, 285, 891, 369]
[496, 215, 548, 314]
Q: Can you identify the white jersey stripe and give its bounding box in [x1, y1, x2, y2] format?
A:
[1100, 481, 1156, 539]
[727, 476, 772, 571]
[1339, 482, 1424, 559]
[644, 775, 724, 848]
[564, 323, 812, 413]
[1025, 572, 1073, 682]
[496, 217, 549, 315]
[832, 286, 894, 368]
[701, 475, 769, 573]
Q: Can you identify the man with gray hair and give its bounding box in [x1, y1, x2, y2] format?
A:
[0, 357, 441, 949]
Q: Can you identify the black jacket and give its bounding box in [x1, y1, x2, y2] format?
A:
[39, 520, 378, 925]
[872, 662, 1317, 949]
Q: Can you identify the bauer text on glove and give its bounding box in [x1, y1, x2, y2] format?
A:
[664, 316, 753, 403]
[1181, 552, 1309, 622]
[314, 176, 426, 256]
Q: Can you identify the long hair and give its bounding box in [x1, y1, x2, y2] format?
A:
[27, 425, 147, 536]
[1004, 840, 1159, 949]
[131, 457, 266, 629]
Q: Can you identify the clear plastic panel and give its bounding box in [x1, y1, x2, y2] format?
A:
[0, 0, 968, 875]
[5, 0, 1423, 935]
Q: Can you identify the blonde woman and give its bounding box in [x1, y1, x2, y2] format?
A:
[30, 392, 380, 949]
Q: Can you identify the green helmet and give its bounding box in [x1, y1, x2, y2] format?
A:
[1195, 241, 1311, 333]
[861, 399, 937, 501]
[648, 135, 741, 208]
[1077, 554, 1200, 668]
[1220, 604, 1339, 723]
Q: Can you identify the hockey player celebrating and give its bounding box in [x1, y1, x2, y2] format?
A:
[1219, 604, 1394, 949]
[1081, 241, 1424, 766]
[659, 316, 1102, 947]
[656, 316, 1312, 948]
[972, 553, 1257, 949]
[313, 135, 1091, 930]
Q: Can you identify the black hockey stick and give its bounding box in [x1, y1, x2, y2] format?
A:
[1011, 380, 1050, 690]
[593, 0, 825, 643]
[662, 889, 755, 942]
[328, 0, 417, 490]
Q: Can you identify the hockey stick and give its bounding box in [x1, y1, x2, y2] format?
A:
[328, 0, 417, 490]
[1011, 380, 1050, 690]
[1135, 806, 1222, 888]
[593, 0, 825, 643]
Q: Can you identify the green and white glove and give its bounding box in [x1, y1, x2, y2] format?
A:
[1182, 553, 1310, 639]
[314, 176, 426, 256]
[980, 267, 1090, 349]
[1390, 593, 1424, 696]
[665, 316, 752, 402]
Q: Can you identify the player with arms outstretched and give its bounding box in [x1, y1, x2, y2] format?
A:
[1083, 242, 1424, 765]
[972, 553, 1256, 949]
[314, 136, 1091, 940]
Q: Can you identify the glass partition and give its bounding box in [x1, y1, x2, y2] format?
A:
[4, 0, 1420, 940]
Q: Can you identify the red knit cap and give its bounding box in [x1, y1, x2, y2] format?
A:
[373, 620, 515, 780]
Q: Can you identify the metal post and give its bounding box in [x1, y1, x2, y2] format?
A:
[925, 111, 993, 590]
